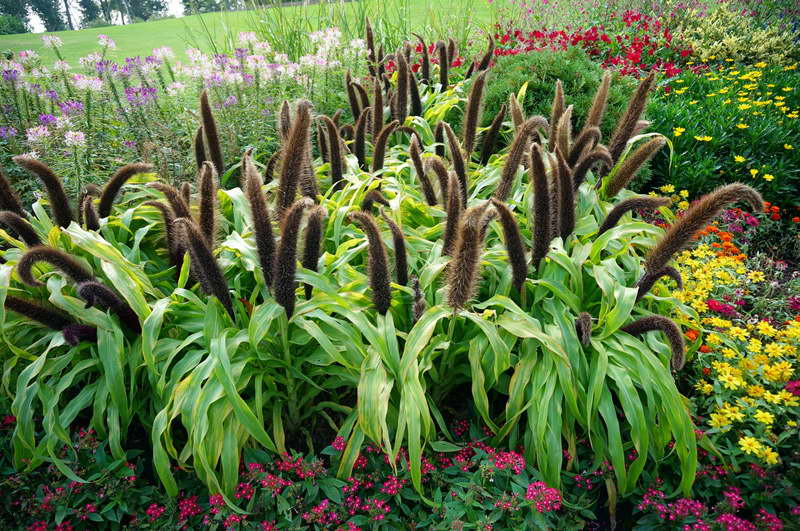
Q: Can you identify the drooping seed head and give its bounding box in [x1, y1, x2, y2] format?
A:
[572, 146, 613, 191]
[0, 211, 40, 246]
[490, 199, 527, 293]
[598, 195, 670, 235]
[98, 162, 153, 218]
[495, 116, 548, 201]
[77, 280, 141, 332]
[16, 246, 94, 287]
[380, 209, 408, 286]
[81, 196, 100, 231]
[604, 136, 666, 198]
[147, 182, 191, 219]
[200, 90, 225, 175]
[0, 167, 26, 218]
[13, 156, 73, 228]
[636, 266, 683, 302]
[349, 210, 392, 314]
[4, 295, 72, 331]
[621, 315, 686, 372]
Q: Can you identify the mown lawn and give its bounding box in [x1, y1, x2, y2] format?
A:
[0, 0, 498, 63]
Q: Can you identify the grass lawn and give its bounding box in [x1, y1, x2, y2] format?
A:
[0, 0, 500, 64]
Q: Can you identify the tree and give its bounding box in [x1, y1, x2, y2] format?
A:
[128, 0, 166, 21]
[0, 14, 27, 34]
[0, 0, 29, 23]
[61, 0, 74, 29]
[29, 0, 66, 31]
[182, 0, 224, 14]
[77, 0, 102, 25]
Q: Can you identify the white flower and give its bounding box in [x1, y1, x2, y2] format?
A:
[186, 48, 204, 63]
[64, 130, 86, 147]
[253, 41, 271, 52]
[72, 74, 104, 92]
[238, 31, 258, 45]
[53, 60, 71, 72]
[55, 116, 72, 129]
[42, 35, 63, 48]
[152, 46, 174, 60]
[97, 34, 116, 49]
[26, 126, 50, 143]
[166, 81, 186, 95]
[78, 52, 103, 68]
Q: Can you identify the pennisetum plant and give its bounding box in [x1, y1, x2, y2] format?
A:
[349, 210, 392, 314]
[199, 90, 225, 175]
[13, 156, 73, 228]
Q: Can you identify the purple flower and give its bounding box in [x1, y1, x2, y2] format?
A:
[95, 60, 118, 75]
[0, 126, 17, 138]
[58, 100, 85, 116]
[144, 55, 162, 65]
[122, 140, 136, 149]
[2, 69, 19, 82]
[124, 86, 158, 106]
[125, 56, 143, 67]
[45, 89, 59, 100]
[39, 113, 57, 125]
[204, 74, 223, 88]
[789, 297, 800, 312]
[223, 95, 238, 107]
[235, 48, 248, 60]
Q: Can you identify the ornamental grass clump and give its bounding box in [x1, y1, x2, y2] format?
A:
[0, 26, 763, 516]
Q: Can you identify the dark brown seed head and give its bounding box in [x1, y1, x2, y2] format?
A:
[395, 51, 409, 124]
[197, 161, 217, 247]
[13, 156, 73, 228]
[320, 115, 344, 192]
[0, 211, 40, 246]
[567, 126, 601, 167]
[16, 246, 94, 287]
[446, 203, 492, 310]
[371, 120, 399, 173]
[582, 70, 611, 133]
[604, 136, 666, 198]
[372, 77, 384, 139]
[98, 162, 153, 217]
[62, 324, 98, 345]
[180, 181, 191, 205]
[0, 167, 26, 217]
[572, 146, 613, 191]
[409, 136, 436, 206]
[353, 82, 370, 115]
[425, 155, 450, 207]
[4, 295, 72, 330]
[349, 210, 392, 314]
[194, 125, 206, 170]
[76, 280, 140, 332]
[575, 312, 593, 346]
[598, 195, 670, 235]
[530, 145, 551, 264]
[636, 266, 683, 302]
[81, 196, 100, 231]
[555, 105, 573, 157]
[147, 182, 191, 219]
[414, 34, 430, 84]
[302, 205, 326, 299]
[277, 100, 313, 213]
[265, 150, 280, 184]
[490, 199, 527, 293]
[495, 116, 548, 201]
[437, 41, 448, 88]
[621, 315, 685, 371]
[442, 123, 467, 208]
[555, 148, 575, 240]
[443, 171, 463, 256]
[354, 106, 371, 171]
[143, 200, 181, 270]
[645, 183, 762, 274]
[345, 71, 361, 121]
[200, 90, 225, 175]
[408, 65, 422, 116]
[608, 70, 656, 164]
[243, 151, 277, 290]
[361, 189, 390, 212]
[274, 198, 313, 317]
[316, 120, 329, 164]
[548, 80, 565, 150]
[279, 100, 292, 140]
[509, 93, 525, 131]
[479, 103, 507, 166]
[477, 34, 495, 71]
[463, 70, 487, 158]
[380, 209, 408, 286]
[412, 276, 426, 323]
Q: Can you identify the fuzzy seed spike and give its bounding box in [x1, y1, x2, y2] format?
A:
[265, 150, 280, 184]
[495, 116, 548, 201]
[395, 51, 409, 124]
[316, 120, 329, 164]
[62, 324, 98, 345]
[447, 38, 457, 65]
[0, 168, 25, 218]
[408, 65, 423, 116]
[349, 210, 392, 314]
[0, 211, 40, 246]
[81, 196, 100, 231]
[443, 172, 462, 256]
[302, 205, 326, 299]
[194, 125, 206, 170]
[567, 126, 601, 167]
[361, 189, 390, 212]
[633, 120, 650, 137]
[598, 196, 671, 235]
[243, 152, 277, 290]
[434, 121, 446, 158]
[447, 203, 492, 310]
[16, 247, 94, 287]
[409, 137, 437, 206]
[608, 70, 656, 164]
[555, 148, 575, 240]
[437, 41, 448, 88]
[365, 18, 377, 78]
[274, 198, 313, 317]
[354, 106, 371, 171]
[530, 145, 551, 264]
[636, 266, 683, 301]
[621, 315, 686, 371]
[345, 71, 361, 120]
[175, 218, 234, 319]
[412, 277, 425, 323]
[442, 123, 467, 208]
[320, 115, 344, 192]
[143, 200, 181, 269]
[197, 161, 217, 247]
[583, 70, 612, 132]
[148, 182, 191, 218]
[371, 120, 399, 172]
[604, 136, 666, 198]
[575, 312, 593, 346]
[353, 83, 370, 115]
[548, 80, 565, 151]
[277, 100, 313, 213]
[380, 209, 408, 286]
[490, 199, 527, 292]
[199, 90, 224, 175]
[572, 146, 613, 191]
[76, 280, 140, 332]
[425, 156, 450, 206]
[98, 162, 153, 218]
[4, 295, 72, 330]
[371, 77, 384, 139]
[463, 70, 487, 158]
[13, 156, 73, 228]
[645, 183, 762, 275]
[477, 34, 495, 71]
[555, 105, 573, 157]
[181, 182, 191, 205]
[548, 152, 561, 241]
[479, 103, 507, 165]
[509, 93, 525, 131]
[413, 34, 430, 84]
[279, 100, 291, 140]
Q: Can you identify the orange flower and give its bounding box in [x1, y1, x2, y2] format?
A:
[793, 216, 800, 223]
[699, 345, 712, 353]
[686, 329, 700, 341]
[770, 205, 780, 213]
[711, 242, 722, 248]
[771, 213, 781, 220]
[719, 232, 733, 242]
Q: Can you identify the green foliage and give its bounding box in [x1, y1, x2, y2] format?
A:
[0, 15, 25, 35]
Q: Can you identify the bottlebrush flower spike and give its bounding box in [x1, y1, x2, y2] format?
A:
[194, 125, 206, 170]
[277, 100, 312, 213]
[380, 209, 408, 286]
[345, 71, 361, 120]
[434, 121, 445, 158]
[424, 155, 450, 206]
[361, 189, 389, 212]
[582, 70, 611, 133]
[200, 90, 224, 175]
[621, 315, 686, 371]
[409, 137, 437, 206]
[354, 106, 371, 171]
[447, 38, 457, 65]
[274, 198, 313, 317]
[608, 70, 656, 165]
[442, 123, 467, 208]
[197, 161, 217, 247]
[147, 182, 191, 218]
[0, 167, 26, 218]
[604, 136, 666, 198]
[4, 295, 71, 331]
[575, 312, 593, 346]
[509, 93, 525, 131]
[490, 199, 527, 293]
[349, 210, 392, 315]
[572, 146, 613, 191]
[555, 148, 575, 240]
[372, 77, 384, 138]
[413, 33, 430, 84]
[494, 116, 548, 201]
[98, 162, 153, 217]
[352, 82, 370, 115]
[62, 324, 98, 345]
[316, 120, 329, 164]
[566, 126, 601, 167]
[636, 266, 683, 302]
[395, 51, 409, 124]
[644, 183, 762, 275]
[279, 100, 291, 140]
[143, 200, 182, 270]
[81, 196, 100, 231]
[598, 196, 670, 235]
[549, 80, 565, 151]
[412, 276, 426, 323]
[175, 218, 234, 319]
[365, 18, 378, 79]
[265, 150, 280, 184]
[13, 156, 73, 228]
[555, 105, 573, 158]
[530, 145, 551, 265]
[447, 203, 492, 310]
[302, 205, 326, 299]
[548, 152, 561, 241]
[371, 120, 399, 172]
[480, 103, 507, 166]
[76, 280, 140, 333]
[408, 65, 422, 116]
[437, 41, 448, 88]
[477, 34, 495, 71]
[0, 211, 40, 246]
[320, 115, 344, 191]
[243, 151, 277, 290]
[443, 171, 463, 256]
[16, 247, 94, 287]
[463, 70, 487, 158]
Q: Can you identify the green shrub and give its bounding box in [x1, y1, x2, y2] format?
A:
[0, 15, 26, 35]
